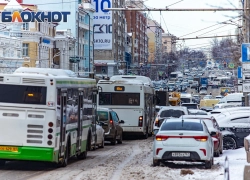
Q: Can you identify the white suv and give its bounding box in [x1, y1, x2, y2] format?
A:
[153, 119, 214, 169]
[153, 106, 188, 135]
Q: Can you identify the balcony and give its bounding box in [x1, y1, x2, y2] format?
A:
[134, 53, 139, 57]
[82, 2, 95, 12]
[134, 42, 138, 48]
[79, 22, 90, 31]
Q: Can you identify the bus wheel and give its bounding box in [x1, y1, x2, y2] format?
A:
[62, 143, 69, 167]
[0, 160, 5, 166]
[77, 150, 87, 160]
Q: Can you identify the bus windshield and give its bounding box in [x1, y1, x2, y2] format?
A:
[99, 92, 140, 106]
[0, 84, 47, 105]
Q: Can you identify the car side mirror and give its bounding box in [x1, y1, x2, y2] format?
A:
[210, 131, 216, 136]
[119, 120, 125, 123]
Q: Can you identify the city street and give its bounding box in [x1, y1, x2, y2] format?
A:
[0, 137, 246, 180]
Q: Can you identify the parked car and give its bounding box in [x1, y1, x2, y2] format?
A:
[181, 115, 223, 156]
[214, 111, 250, 149]
[153, 106, 189, 135]
[192, 95, 201, 104]
[188, 109, 208, 115]
[153, 119, 214, 169]
[97, 107, 124, 145]
[93, 123, 105, 149]
[181, 103, 198, 109]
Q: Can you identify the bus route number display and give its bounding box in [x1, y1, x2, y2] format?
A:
[114, 86, 124, 91]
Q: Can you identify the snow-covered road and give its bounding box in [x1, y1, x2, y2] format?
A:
[0, 137, 247, 180]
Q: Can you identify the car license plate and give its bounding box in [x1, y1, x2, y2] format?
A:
[172, 152, 190, 157]
[0, 146, 18, 152]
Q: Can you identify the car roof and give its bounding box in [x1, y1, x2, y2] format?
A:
[97, 107, 112, 111]
[163, 118, 204, 123]
[181, 115, 213, 119]
[210, 107, 250, 113]
[214, 111, 250, 119]
[160, 106, 187, 111]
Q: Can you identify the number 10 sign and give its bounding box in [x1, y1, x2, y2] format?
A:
[93, 0, 113, 50]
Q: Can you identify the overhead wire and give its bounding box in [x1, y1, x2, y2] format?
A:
[179, 15, 242, 38]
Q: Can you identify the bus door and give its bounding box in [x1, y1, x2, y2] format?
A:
[76, 91, 83, 152]
[91, 90, 97, 145]
[59, 91, 67, 157]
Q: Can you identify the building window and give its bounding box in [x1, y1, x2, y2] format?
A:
[22, 23, 29, 30]
[22, 43, 29, 56]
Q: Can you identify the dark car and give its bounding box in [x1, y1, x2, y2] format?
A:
[215, 112, 250, 150]
[97, 107, 124, 145]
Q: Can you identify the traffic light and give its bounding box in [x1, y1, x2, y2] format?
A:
[224, 63, 226, 68]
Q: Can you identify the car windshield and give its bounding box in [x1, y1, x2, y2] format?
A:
[161, 121, 203, 131]
[181, 98, 191, 103]
[181, 104, 197, 109]
[97, 111, 108, 121]
[160, 109, 185, 118]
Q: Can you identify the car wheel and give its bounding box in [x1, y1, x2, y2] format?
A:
[0, 160, 5, 166]
[117, 133, 123, 144]
[111, 132, 116, 145]
[153, 159, 160, 166]
[214, 150, 220, 157]
[204, 157, 213, 169]
[99, 135, 105, 148]
[223, 136, 237, 150]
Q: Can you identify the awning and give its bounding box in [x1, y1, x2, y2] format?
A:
[94, 62, 107, 66]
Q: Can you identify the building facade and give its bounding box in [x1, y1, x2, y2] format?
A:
[93, 0, 125, 77]
[147, 19, 164, 63]
[23, 0, 94, 73]
[54, 30, 76, 70]
[0, 0, 58, 69]
[162, 33, 177, 54]
[125, 7, 148, 67]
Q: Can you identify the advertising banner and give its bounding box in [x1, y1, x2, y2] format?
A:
[92, 0, 112, 50]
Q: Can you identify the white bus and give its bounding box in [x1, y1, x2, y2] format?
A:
[97, 75, 155, 138]
[0, 67, 97, 167]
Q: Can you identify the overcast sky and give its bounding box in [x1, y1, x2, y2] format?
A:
[143, 0, 241, 52]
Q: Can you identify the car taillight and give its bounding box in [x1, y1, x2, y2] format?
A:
[212, 132, 219, 139]
[110, 120, 113, 125]
[155, 135, 168, 141]
[193, 136, 208, 142]
[138, 116, 143, 127]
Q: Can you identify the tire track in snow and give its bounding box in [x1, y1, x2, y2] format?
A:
[110, 143, 141, 180]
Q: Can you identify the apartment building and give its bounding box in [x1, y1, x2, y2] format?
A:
[162, 33, 177, 53]
[125, 9, 148, 67]
[147, 19, 164, 63]
[23, 0, 95, 73]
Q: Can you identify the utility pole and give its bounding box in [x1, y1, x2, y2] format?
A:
[243, 0, 250, 106]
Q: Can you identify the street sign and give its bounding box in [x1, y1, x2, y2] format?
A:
[238, 66, 242, 79]
[242, 43, 250, 63]
[228, 63, 234, 68]
[243, 83, 250, 92]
